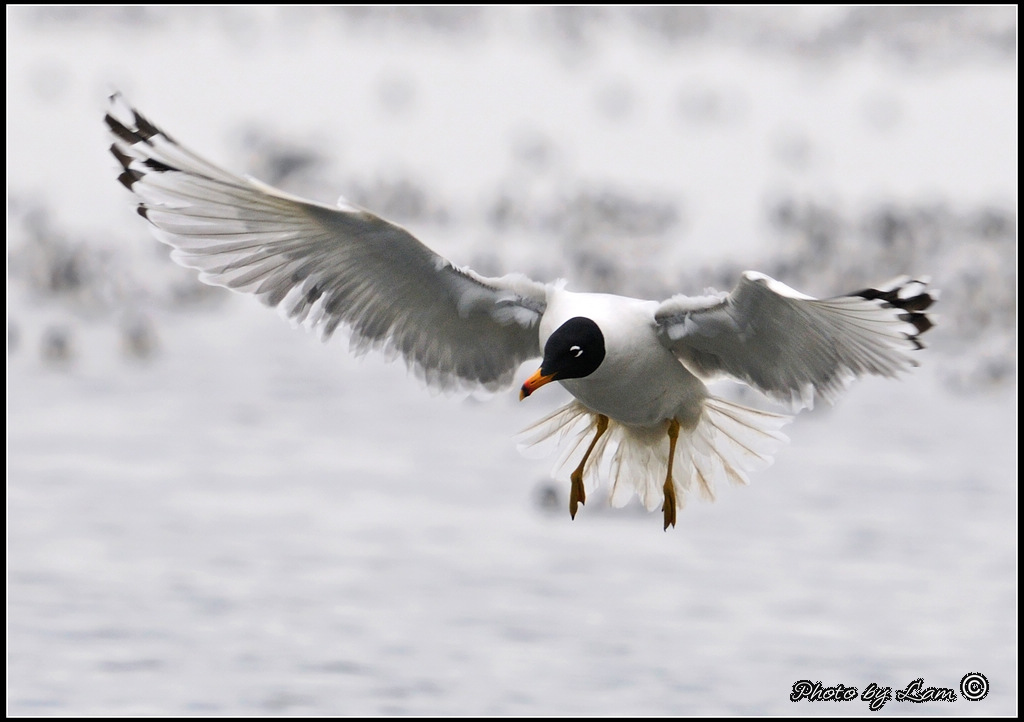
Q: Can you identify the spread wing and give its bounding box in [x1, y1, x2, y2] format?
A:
[655, 271, 935, 408]
[106, 95, 549, 392]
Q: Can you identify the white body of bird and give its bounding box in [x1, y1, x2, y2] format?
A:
[540, 290, 703, 428]
[105, 95, 935, 529]
[525, 286, 791, 519]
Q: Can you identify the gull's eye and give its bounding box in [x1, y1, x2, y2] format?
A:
[570, 345, 583, 358]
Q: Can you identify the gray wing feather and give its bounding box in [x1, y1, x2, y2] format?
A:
[107, 96, 548, 391]
[656, 271, 935, 408]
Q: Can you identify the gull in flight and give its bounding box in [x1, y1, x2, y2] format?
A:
[106, 96, 935, 529]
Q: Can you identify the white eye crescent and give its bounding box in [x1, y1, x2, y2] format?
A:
[570, 345, 583, 358]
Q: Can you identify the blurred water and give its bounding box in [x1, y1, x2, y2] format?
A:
[7, 7, 1017, 716]
[8, 298, 1016, 715]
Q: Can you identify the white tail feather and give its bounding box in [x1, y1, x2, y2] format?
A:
[521, 397, 791, 513]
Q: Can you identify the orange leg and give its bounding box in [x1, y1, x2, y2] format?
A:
[662, 418, 681, 530]
[569, 414, 609, 519]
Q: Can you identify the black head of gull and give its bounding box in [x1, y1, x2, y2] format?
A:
[520, 316, 606, 399]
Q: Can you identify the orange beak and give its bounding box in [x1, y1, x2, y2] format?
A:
[519, 368, 557, 400]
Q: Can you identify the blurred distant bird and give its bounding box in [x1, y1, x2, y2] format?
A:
[41, 325, 74, 365]
[120, 314, 159, 360]
[106, 96, 935, 529]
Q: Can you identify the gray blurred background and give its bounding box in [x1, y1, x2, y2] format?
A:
[7, 7, 1016, 715]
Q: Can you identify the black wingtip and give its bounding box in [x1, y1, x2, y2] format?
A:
[131, 109, 160, 142]
[117, 168, 143, 190]
[142, 157, 175, 173]
[105, 103, 171, 147]
[105, 112, 139, 145]
[900, 311, 934, 337]
[853, 279, 937, 348]
[898, 293, 935, 313]
[109, 142, 133, 170]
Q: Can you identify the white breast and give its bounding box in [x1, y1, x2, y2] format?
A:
[541, 289, 708, 428]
